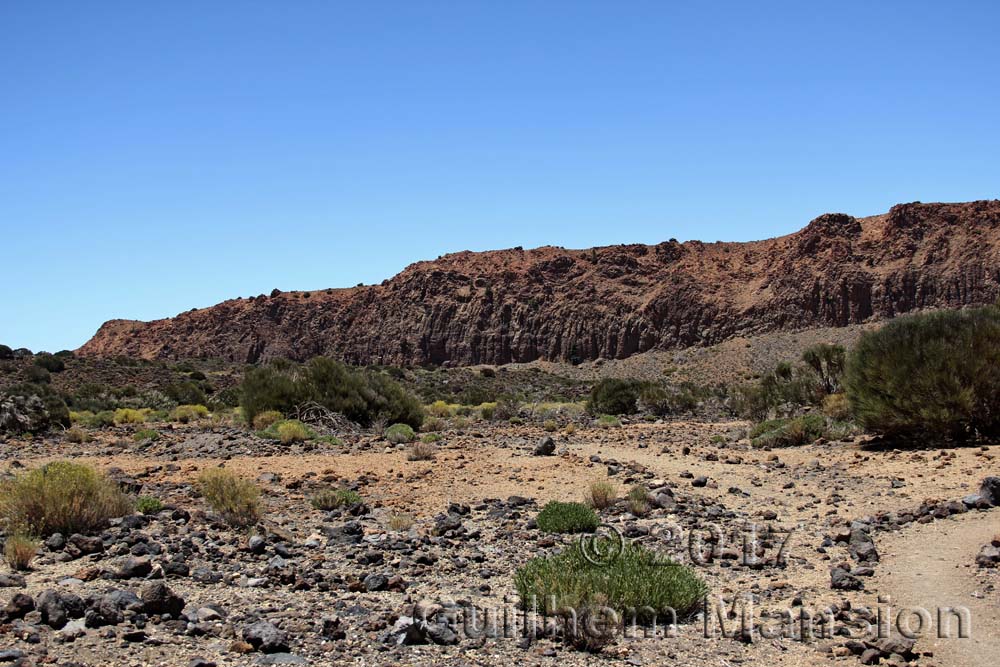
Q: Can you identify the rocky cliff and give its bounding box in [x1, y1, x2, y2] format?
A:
[79, 201, 1000, 365]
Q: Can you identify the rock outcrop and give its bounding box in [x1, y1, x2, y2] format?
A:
[79, 201, 1000, 365]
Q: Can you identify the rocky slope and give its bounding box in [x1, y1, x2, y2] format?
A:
[79, 200, 1000, 365]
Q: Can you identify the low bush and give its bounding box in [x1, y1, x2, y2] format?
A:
[542, 419, 558, 432]
[310, 488, 362, 511]
[196, 468, 260, 527]
[0, 383, 69, 433]
[386, 512, 415, 531]
[252, 410, 284, 431]
[407, 441, 436, 461]
[587, 379, 641, 415]
[136, 496, 164, 515]
[0, 345, 12, 360]
[750, 413, 827, 448]
[65, 427, 90, 443]
[536, 501, 599, 534]
[171, 404, 209, 423]
[845, 306, 1000, 441]
[0, 461, 131, 536]
[595, 414, 621, 428]
[385, 423, 416, 444]
[585, 481, 617, 510]
[426, 400, 456, 418]
[514, 539, 708, 622]
[421, 432, 443, 443]
[421, 416, 446, 432]
[133, 428, 160, 442]
[3, 533, 39, 571]
[275, 419, 312, 443]
[113, 408, 146, 425]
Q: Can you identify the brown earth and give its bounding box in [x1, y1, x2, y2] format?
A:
[79, 200, 1000, 366]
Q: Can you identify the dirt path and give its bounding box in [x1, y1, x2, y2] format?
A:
[874, 510, 1000, 667]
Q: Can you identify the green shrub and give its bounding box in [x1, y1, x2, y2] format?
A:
[802, 344, 846, 394]
[421, 432, 443, 443]
[385, 423, 416, 444]
[0, 384, 70, 433]
[595, 414, 621, 428]
[196, 468, 260, 527]
[514, 539, 708, 622]
[113, 408, 145, 425]
[733, 361, 825, 420]
[0, 345, 12, 360]
[89, 410, 116, 427]
[587, 379, 641, 415]
[133, 428, 160, 442]
[165, 381, 207, 407]
[846, 306, 1000, 441]
[24, 365, 51, 384]
[421, 416, 446, 432]
[171, 404, 209, 423]
[310, 488, 362, 510]
[136, 496, 164, 515]
[750, 413, 827, 448]
[542, 419, 558, 432]
[0, 461, 131, 536]
[34, 353, 66, 373]
[478, 402, 496, 420]
[239, 357, 424, 428]
[536, 501, 599, 534]
[638, 384, 699, 416]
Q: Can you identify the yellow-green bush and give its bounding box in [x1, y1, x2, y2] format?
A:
[0, 461, 131, 536]
[196, 468, 260, 527]
[822, 393, 851, 421]
[113, 408, 146, 425]
[171, 404, 209, 423]
[3, 533, 39, 571]
[585, 481, 617, 509]
[276, 419, 311, 443]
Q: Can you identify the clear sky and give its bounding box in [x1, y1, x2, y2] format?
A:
[2, 1, 998, 352]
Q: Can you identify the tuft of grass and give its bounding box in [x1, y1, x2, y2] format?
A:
[585, 481, 617, 510]
[514, 538, 708, 622]
[407, 441, 436, 461]
[750, 414, 827, 448]
[0, 461, 131, 536]
[136, 496, 164, 515]
[627, 485, 650, 516]
[171, 404, 209, 423]
[542, 419, 558, 432]
[421, 432, 443, 443]
[196, 468, 260, 527]
[252, 410, 284, 431]
[595, 414, 621, 428]
[536, 501, 599, 534]
[386, 512, 415, 531]
[113, 408, 146, 425]
[133, 428, 160, 442]
[310, 488, 362, 511]
[3, 533, 40, 571]
[385, 423, 416, 444]
[564, 423, 577, 436]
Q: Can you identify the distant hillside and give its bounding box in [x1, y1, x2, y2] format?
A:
[80, 200, 1000, 366]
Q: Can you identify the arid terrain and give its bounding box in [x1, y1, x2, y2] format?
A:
[1, 356, 998, 666]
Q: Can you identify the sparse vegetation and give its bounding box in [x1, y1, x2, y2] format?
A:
[113, 408, 146, 425]
[585, 481, 617, 509]
[627, 485, 650, 515]
[407, 441, 436, 461]
[750, 413, 827, 448]
[587, 378, 641, 415]
[133, 428, 160, 442]
[196, 468, 260, 527]
[65, 427, 90, 443]
[0, 461, 131, 536]
[536, 501, 599, 534]
[387, 512, 415, 531]
[311, 488, 362, 510]
[595, 414, 621, 428]
[171, 404, 209, 423]
[4, 533, 40, 570]
[252, 410, 284, 431]
[275, 419, 312, 443]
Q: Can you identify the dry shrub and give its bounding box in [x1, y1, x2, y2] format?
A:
[3, 533, 39, 570]
[196, 468, 260, 527]
[407, 442, 436, 461]
[0, 461, 131, 536]
[585, 481, 617, 509]
[387, 512, 415, 531]
[252, 410, 284, 431]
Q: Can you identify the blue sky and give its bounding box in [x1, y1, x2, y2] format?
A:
[2, 1, 998, 352]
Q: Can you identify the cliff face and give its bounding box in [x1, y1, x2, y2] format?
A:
[79, 201, 1000, 365]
